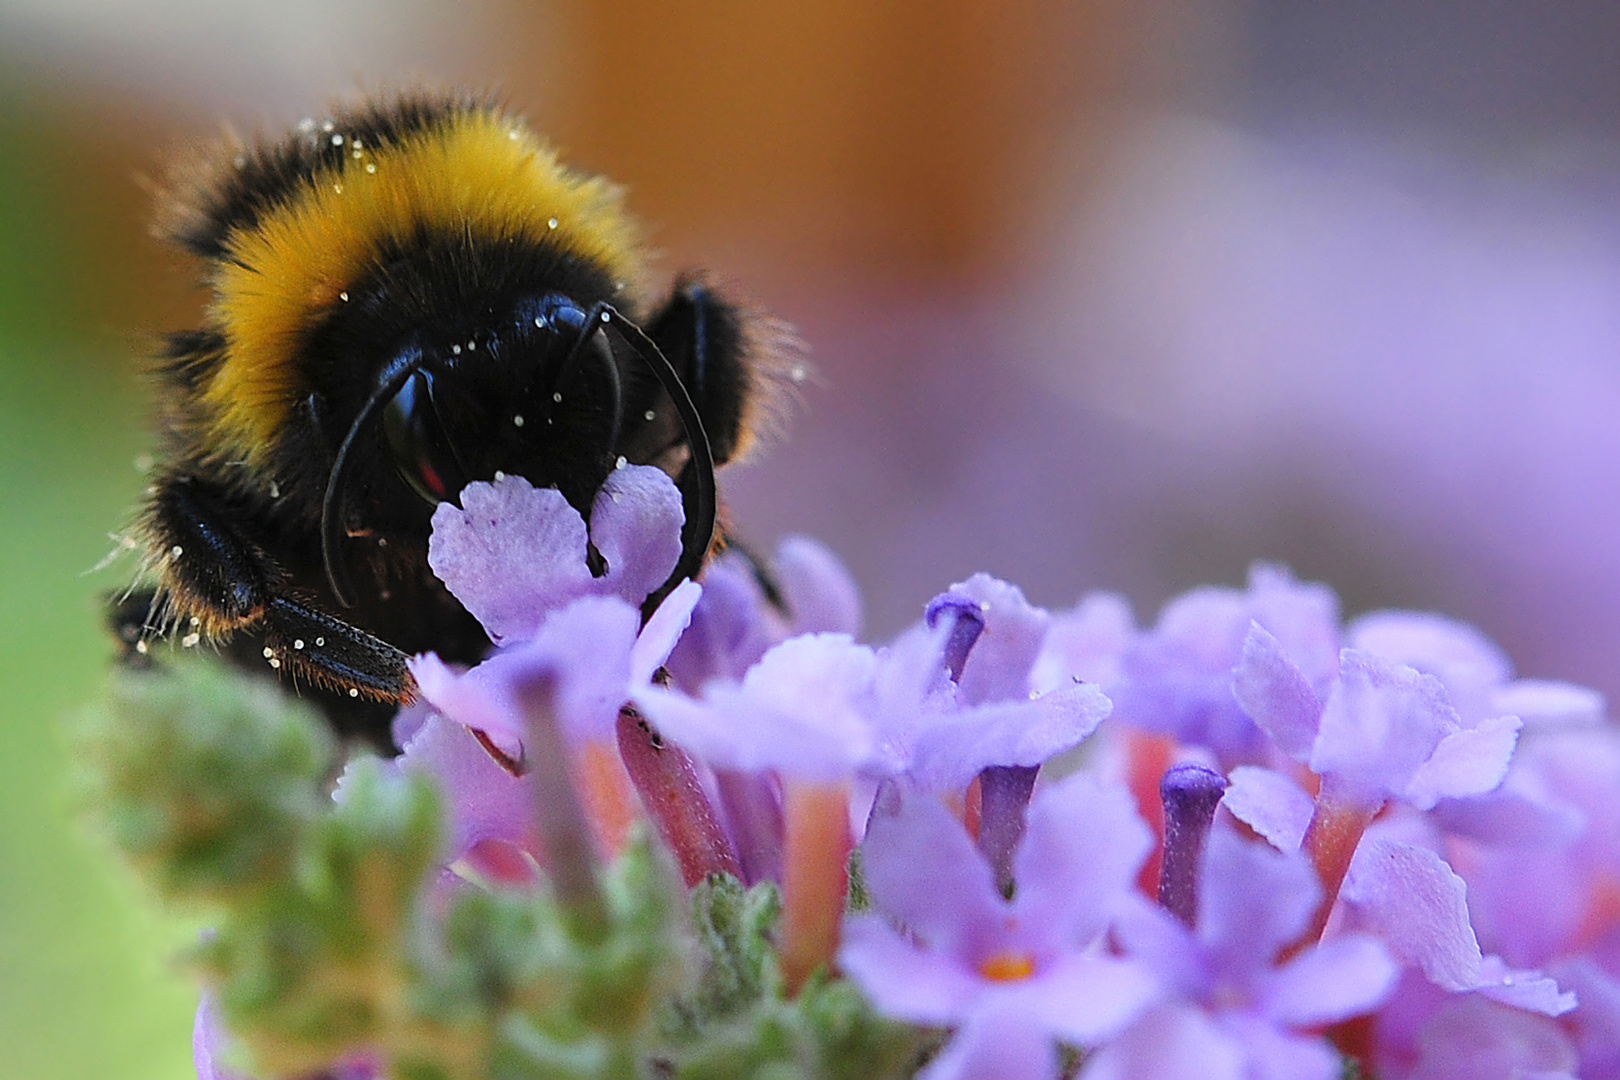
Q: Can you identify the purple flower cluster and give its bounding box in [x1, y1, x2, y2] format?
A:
[204, 467, 1620, 1079]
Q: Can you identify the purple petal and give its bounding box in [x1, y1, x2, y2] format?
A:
[858, 787, 1004, 954]
[390, 699, 434, 748]
[423, 596, 641, 748]
[428, 476, 592, 642]
[1197, 828, 1320, 980]
[1347, 609, 1511, 722]
[1217, 1013, 1340, 1080]
[590, 464, 685, 605]
[1309, 649, 1462, 802]
[1471, 955, 1576, 1017]
[1549, 956, 1620, 1074]
[867, 621, 955, 745]
[1402, 713, 1521, 809]
[1152, 585, 1249, 668]
[1020, 952, 1161, 1044]
[631, 579, 702, 685]
[664, 554, 781, 689]
[1244, 564, 1342, 692]
[395, 711, 533, 859]
[836, 915, 986, 1024]
[193, 995, 249, 1080]
[907, 682, 1111, 793]
[1341, 835, 1483, 991]
[1080, 1004, 1247, 1080]
[1260, 934, 1398, 1027]
[1111, 596, 1275, 766]
[774, 535, 862, 635]
[633, 633, 879, 779]
[1491, 679, 1604, 729]
[917, 1001, 1059, 1080]
[410, 651, 523, 755]
[1405, 996, 1578, 1080]
[947, 574, 1050, 705]
[1232, 621, 1321, 761]
[1112, 893, 1207, 996]
[1221, 766, 1313, 852]
[1012, 774, 1151, 949]
[1428, 786, 1584, 848]
[517, 596, 639, 740]
[1030, 591, 1134, 694]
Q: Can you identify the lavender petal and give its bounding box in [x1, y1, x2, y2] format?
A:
[1259, 934, 1398, 1027]
[836, 915, 986, 1024]
[1012, 774, 1151, 950]
[427, 476, 592, 642]
[590, 464, 686, 605]
[1221, 765, 1313, 853]
[1232, 621, 1321, 760]
[774, 535, 862, 635]
[859, 786, 1004, 952]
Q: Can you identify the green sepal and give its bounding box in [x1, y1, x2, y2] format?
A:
[657, 875, 927, 1080]
[80, 659, 333, 903]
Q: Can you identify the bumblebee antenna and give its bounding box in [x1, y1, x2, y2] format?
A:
[598, 305, 717, 590]
[321, 348, 430, 608]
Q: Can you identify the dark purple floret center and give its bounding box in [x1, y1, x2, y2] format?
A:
[924, 593, 986, 683]
[1157, 763, 1229, 926]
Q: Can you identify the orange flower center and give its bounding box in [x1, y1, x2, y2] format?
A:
[979, 950, 1036, 982]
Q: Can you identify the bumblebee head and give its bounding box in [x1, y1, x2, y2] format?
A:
[376, 294, 626, 508]
[321, 294, 715, 608]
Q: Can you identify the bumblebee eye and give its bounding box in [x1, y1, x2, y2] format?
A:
[381, 370, 467, 504]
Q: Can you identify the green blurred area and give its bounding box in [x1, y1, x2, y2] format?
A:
[0, 89, 197, 1080]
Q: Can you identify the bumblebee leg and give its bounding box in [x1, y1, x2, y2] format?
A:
[260, 594, 413, 703]
[644, 276, 751, 467]
[149, 474, 272, 628]
[107, 587, 162, 668]
[144, 474, 413, 704]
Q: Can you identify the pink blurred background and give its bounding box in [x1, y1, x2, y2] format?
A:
[5, 3, 1620, 1075]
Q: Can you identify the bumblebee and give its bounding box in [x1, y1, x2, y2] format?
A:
[112, 91, 785, 745]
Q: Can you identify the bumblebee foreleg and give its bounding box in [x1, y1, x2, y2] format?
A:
[141, 473, 414, 704]
[260, 594, 413, 703]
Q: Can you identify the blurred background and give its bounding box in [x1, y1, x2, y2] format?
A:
[7, 1, 1620, 1076]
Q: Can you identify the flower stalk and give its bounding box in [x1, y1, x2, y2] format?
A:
[518, 672, 610, 941]
[1291, 772, 1382, 955]
[779, 778, 853, 996]
[614, 704, 742, 886]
